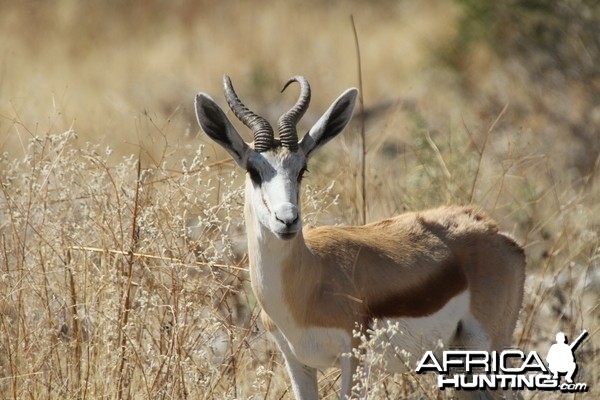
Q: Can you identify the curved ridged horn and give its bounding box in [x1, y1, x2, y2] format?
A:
[223, 75, 274, 152]
[278, 76, 311, 152]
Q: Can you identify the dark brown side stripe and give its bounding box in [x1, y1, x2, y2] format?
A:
[364, 259, 468, 319]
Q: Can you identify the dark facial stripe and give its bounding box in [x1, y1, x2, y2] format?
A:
[260, 191, 271, 214]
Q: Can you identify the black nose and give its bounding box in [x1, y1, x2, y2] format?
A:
[274, 204, 299, 228]
[276, 214, 299, 228]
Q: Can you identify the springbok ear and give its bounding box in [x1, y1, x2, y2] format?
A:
[195, 93, 251, 167]
[299, 88, 358, 158]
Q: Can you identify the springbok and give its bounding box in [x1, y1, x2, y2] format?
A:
[194, 76, 526, 399]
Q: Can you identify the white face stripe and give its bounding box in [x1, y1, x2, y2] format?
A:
[246, 147, 307, 239]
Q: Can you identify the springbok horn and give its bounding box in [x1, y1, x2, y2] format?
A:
[223, 75, 274, 152]
[278, 76, 311, 152]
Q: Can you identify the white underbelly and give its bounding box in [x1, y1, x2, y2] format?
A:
[277, 291, 470, 372]
[371, 290, 470, 372]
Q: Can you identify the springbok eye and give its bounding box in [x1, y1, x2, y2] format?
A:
[247, 166, 262, 185]
[298, 167, 308, 182]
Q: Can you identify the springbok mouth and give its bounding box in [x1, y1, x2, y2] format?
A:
[277, 231, 298, 240]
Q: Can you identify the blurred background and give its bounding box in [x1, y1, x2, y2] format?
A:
[2, 0, 597, 174]
[0, 1, 598, 398]
[2, 0, 598, 245]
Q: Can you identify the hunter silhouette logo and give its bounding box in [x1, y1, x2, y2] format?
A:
[415, 329, 590, 393]
[546, 330, 588, 384]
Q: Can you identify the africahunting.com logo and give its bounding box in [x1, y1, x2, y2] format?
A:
[416, 330, 589, 393]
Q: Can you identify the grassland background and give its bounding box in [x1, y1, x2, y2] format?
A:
[0, 0, 598, 399]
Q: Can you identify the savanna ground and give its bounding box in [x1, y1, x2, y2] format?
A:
[0, 1, 598, 399]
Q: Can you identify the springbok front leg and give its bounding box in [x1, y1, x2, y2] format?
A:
[272, 330, 319, 399]
[339, 348, 367, 400]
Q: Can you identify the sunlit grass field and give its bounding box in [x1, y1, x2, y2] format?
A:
[0, 1, 597, 398]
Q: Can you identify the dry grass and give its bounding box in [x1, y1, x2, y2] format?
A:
[0, 1, 598, 398]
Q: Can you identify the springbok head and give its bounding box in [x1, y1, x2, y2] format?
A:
[195, 75, 358, 240]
